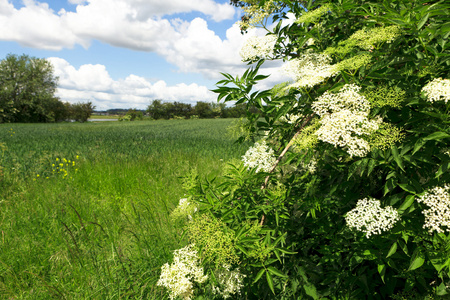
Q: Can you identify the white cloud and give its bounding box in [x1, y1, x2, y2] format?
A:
[0, 0, 241, 74]
[1, 0, 293, 106]
[48, 57, 216, 110]
[0, 0, 86, 50]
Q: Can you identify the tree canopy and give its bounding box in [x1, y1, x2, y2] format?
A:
[0, 54, 94, 123]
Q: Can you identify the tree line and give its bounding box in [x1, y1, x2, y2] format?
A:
[146, 99, 249, 120]
[0, 54, 94, 123]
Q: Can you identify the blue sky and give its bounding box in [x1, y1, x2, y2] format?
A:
[0, 0, 286, 110]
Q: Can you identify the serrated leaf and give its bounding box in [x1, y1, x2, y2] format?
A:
[252, 268, 265, 284]
[378, 264, 386, 283]
[303, 284, 319, 300]
[391, 145, 405, 171]
[266, 271, 275, 294]
[413, 139, 427, 155]
[267, 266, 288, 278]
[235, 245, 249, 256]
[398, 195, 415, 214]
[398, 183, 416, 194]
[435, 161, 450, 178]
[437, 282, 449, 296]
[275, 247, 297, 255]
[408, 248, 425, 271]
[398, 239, 408, 255]
[386, 242, 398, 258]
[424, 131, 450, 141]
[417, 12, 430, 29]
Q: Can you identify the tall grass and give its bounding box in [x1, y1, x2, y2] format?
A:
[0, 119, 250, 299]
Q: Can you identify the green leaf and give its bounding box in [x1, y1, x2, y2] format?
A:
[275, 247, 297, 255]
[303, 284, 319, 300]
[252, 268, 265, 284]
[435, 160, 450, 178]
[386, 242, 398, 258]
[266, 271, 275, 294]
[398, 239, 408, 255]
[267, 266, 288, 278]
[235, 245, 249, 256]
[417, 12, 430, 30]
[378, 263, 386, 283]
[398, 183, 416, 194]
[437, 282, 449, 296]
[391, 145, 405, 171]
[412, 138, 427, 155]
[424, 132, 450, 141]
[408, 248, 425, 271]
[398, 195, 416, 214]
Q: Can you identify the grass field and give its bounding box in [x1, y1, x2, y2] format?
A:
[0, 119, 250, 299]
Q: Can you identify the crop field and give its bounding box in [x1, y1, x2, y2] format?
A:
[0, 119, 250, 299]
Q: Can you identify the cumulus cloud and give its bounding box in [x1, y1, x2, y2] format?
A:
[1, 0, 294, 108]
[48, 57, 216, 110]
[0, 0, 236, 49]
[0, 0, 86, 50]
[0, 0, 241, 74]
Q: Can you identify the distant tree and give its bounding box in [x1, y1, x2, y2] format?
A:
[0, 54, 59, 123]
[222, 103, 247, 118]
[172, 102, 192, 119]
[71, 101, 95, 122]
[125, 108, 143, 121]
[194, 101, 214, 118]
[147, 99, 166, 119]
[106, 108, 129, 115]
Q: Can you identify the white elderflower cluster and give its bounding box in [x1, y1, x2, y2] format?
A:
[300, 157, 317, 174]
[171, 198, 198, 221]
[345, 198, 400, 238]
[211, 264, 246, 299]
[242, 140, 276, 173]
[240, 35, 277, 61]
[284, 52, 338, 89]
[417, 185, 450, 234]
[421, 78, 450, 103]
[157, 244, 208, 300]
[305, 38, 315, 46]
[279, 113, 302, 124]
[312, 84, 370, 116]
[312, 84, 380, 157]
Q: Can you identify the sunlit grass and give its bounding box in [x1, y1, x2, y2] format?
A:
[0, 119, 249, 299]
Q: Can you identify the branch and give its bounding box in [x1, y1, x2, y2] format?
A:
[259, 113, 314, 226]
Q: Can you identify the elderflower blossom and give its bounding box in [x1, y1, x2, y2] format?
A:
[240, 35, 277, 61]
[315, 110, 379, 157]
[157, 244, 208, 300]
[416, 185, 450, 234]
[238, 0, 280, 30]
[312, 84, 380, 157]
[312, 84, 370, 117]
[348, 25, 401, 50]
[284, 52, 338, 89]
[171, 198, 198, 221]
[421, 78, 450, 103]
[279, 113, 302, 124]
[300, 157, 317, 174]
[211, 264, 246, 299]
[346, 198, 400, 238]
[295, 4, 332, 24]
[242, 141, 276, 173]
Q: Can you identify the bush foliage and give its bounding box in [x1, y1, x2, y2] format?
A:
[158, 0, 450, 299]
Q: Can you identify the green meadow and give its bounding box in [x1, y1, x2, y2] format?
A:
[0, 119, 250, 299]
